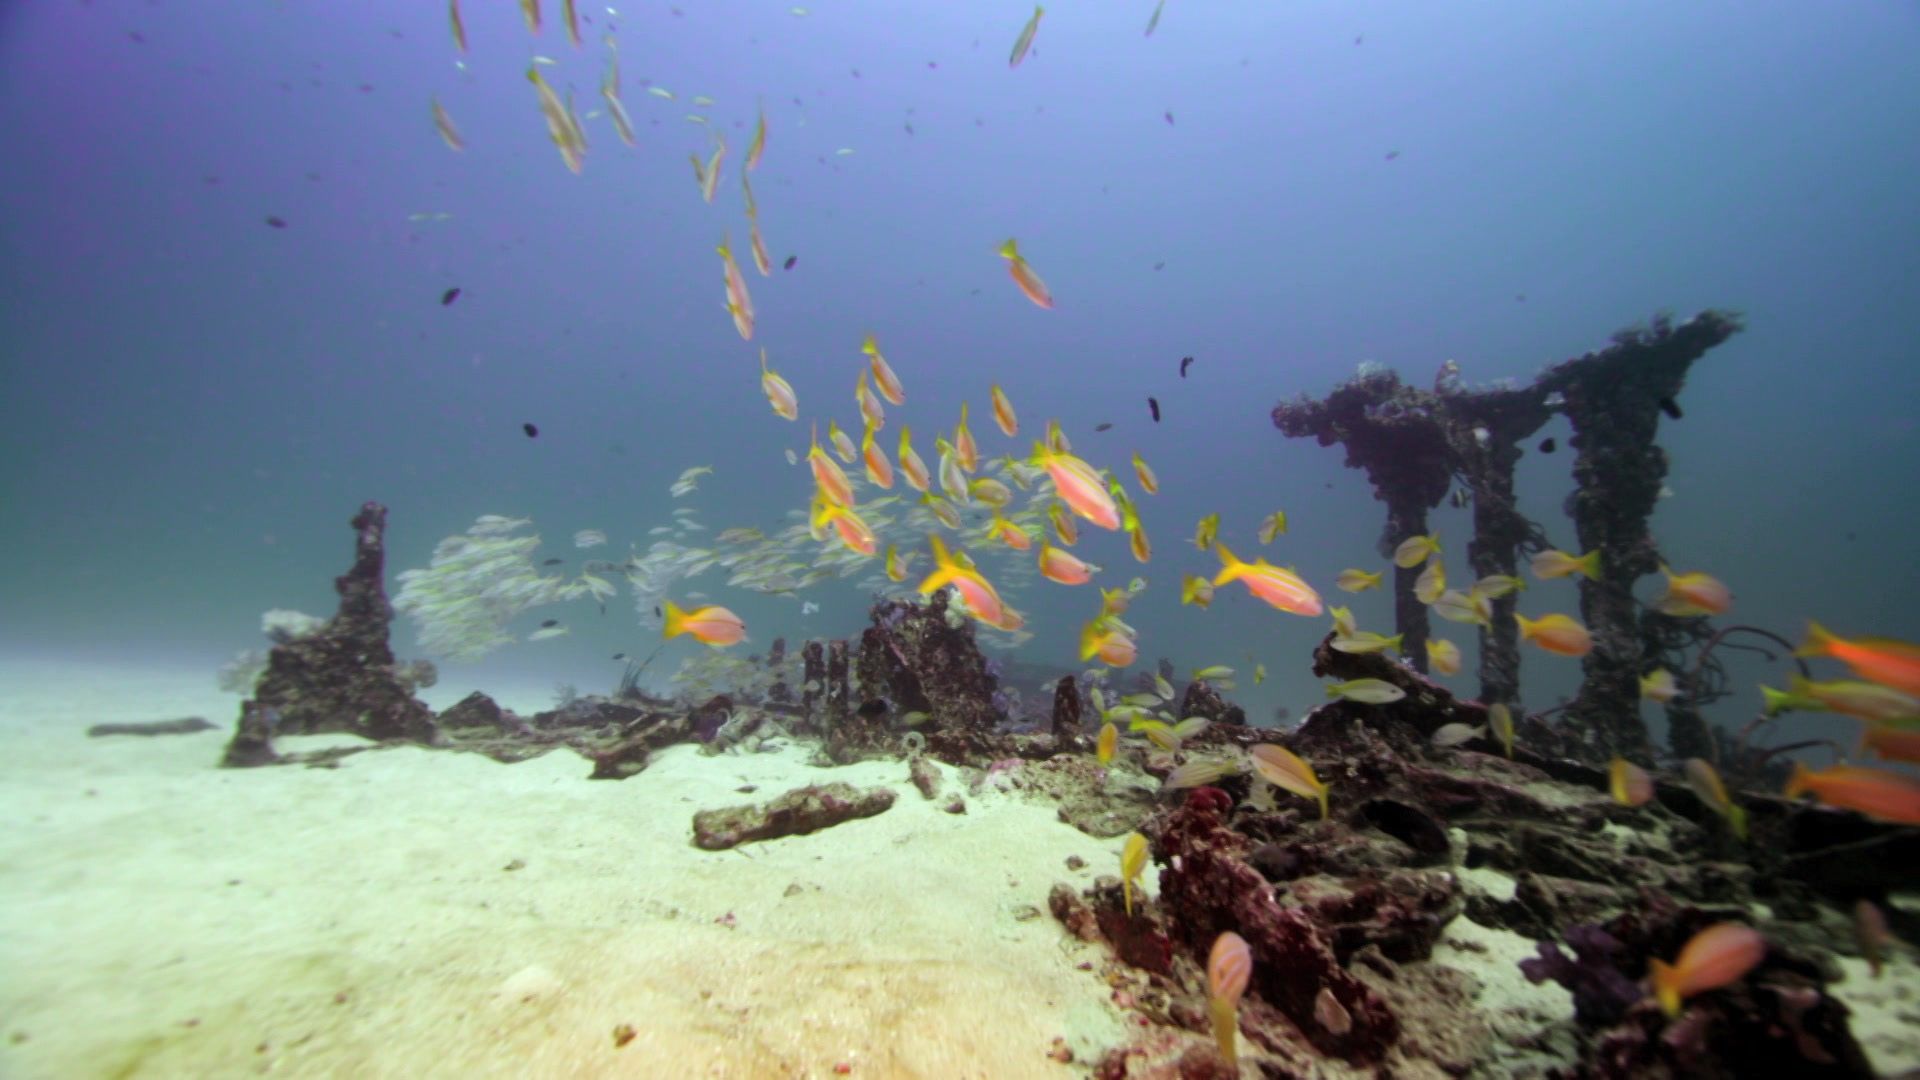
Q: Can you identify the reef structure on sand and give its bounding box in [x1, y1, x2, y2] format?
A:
[1273, 310, 1742, 762]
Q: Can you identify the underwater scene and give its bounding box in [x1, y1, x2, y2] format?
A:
[3, 1, 1919, 1076]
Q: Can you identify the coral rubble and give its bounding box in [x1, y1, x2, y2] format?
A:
[690, 782, 896, 850]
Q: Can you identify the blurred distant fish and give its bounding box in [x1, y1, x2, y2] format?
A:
[440, 287, 461, 306]
[562, 0, 581, 46]
[432, 97, 464, 151]
[574, 529, 608, 549]
[265, 215, 287, 229]
[1147, 397, 1160, 422]
[1145, 0, 1165, 36]
[449, 0, 468, 52]
[518, 0, 541, 33]
[522, 422, 539, 438]
[783, 255, 797, 270]
[1180, 355, 1193, 377]
[601, 56, 638, 146]
[1164, 110, 1174, 125]
[1009, 5, 1043, 68]
[1093, 423, 1112, 432]
[648, 86, 674, 100]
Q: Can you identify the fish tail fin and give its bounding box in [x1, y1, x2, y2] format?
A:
[1078, 619, 1103, 662]
[1212, 542, 1245, 586]
[1760, 685, 1797, 717]
[999, 238, 1019, 260]
[662, 600, 688, 640]
[919, 534, 960, 594]
[1123, 879, 1133, 918]
[1387, 633, 1405, 653]
[1649, 959, 1682, 1017]
[1578, 550, 1602, 580]
[1514, 613, 1537, 640]
[1315, 784, 1330, 821]
[1729, 802, 1749, 842]
[862, 333, 877, 356]
[1796, 621, 1836, 659]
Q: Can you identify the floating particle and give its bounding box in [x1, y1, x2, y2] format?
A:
[523, 422, 539, 438]
[440, 287, 461, 306]
[1180, 355, 1193, 377]
[1385, 150, 1400, 160]
[540, 619, 560, 628]
[1153, 261, 1165, 271]
[264, 215, 287, 228]
[612, 652, 626, 661]
[1515, 293, 1527, 302]
[1148, 397, 1160, 422]
[1538, 437, 1556, 453]
[1658, 397, 1683, 420]
[1163, 110, 1173, 125]
[543, 558, 564, 565]
[1094, 422, 1113, 432]
[783, 255, 797, 270]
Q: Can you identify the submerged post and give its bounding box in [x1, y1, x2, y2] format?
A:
[1536, 311, 1742, 761]
[1274, 310, 1741, 762]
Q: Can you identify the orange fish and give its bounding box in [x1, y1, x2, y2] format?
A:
[807, 423, 855, 509]
[1038, 541, 1093, 585]
[918, 535, 1005, 627]
[758, 349, 797, 420]
[954, 403, 979, 473]
[662, 600, 745, 646]
[717, 234, 754, 340]
[1208, 931, 1252, 1069]
[860, 421, 894, 489]
[990, 384, 1019, 437]
[813, 499, 877, 556]
[1213, 543, 1322, 617]
[1861, 723, 1920, 765]
[1248, 743, 1328, 818]
[748, 217, 774, 277]
[998, 238, 1054, 309]
[863, 334, 907, 406]
[1516, 612, 1592, 657]
[855, 370, 886, 430]
[1797, 622, 1920, 696]
[1784, 762, 1920, 825]
[896, 426, 931, 493]
[1032, 442, 1119, 530]
[1097, 720, 1117, 765]
[1610, 757, 1654, 807]
[1080, 618, 1137, 667]
[1657, 566, 1732, 617]
[990, 512, 1032, 551]
[1650, 922, 1765, 1017]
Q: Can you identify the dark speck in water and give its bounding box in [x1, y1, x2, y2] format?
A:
[543, 558, 563, 566]
[1385, 150, 1400, 160]
[440, 287, 461, 306]
[1538, 437, 1556, 453]
[612, 652, 627, 660]
[1154, 261, 1165, 271]
[1180, 356, 1194, 377]
[264, 216, 287, 228]
[1094, 423, 1113, 432]
[1148, 397, 1160, 422]
[783, 255, 797, 270]
[522, 422, 539, 438]
[540, 619, 559, 629]
[1658, 397, 1683, 420]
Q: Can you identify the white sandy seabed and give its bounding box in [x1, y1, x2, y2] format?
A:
[1, 654, 1914, 1079]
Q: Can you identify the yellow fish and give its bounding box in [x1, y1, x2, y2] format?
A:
[1257, 511, 1287, 544]
[1336, 568, 1383, 593]
[1193, 512, 1220, 552]
[1009, 5, 1044, 69]
[1120, 832, 1147, 916]
[1393, 531, 1439, 568]
[1531, 548, 1600, 581]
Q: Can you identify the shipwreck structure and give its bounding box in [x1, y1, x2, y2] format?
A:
[1273, 311, 1742, 763]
